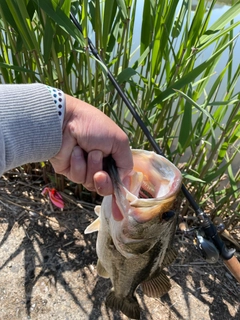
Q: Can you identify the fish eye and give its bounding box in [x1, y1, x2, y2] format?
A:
[162, 211, 175, 221]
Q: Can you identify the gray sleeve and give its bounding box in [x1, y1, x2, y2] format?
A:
[0, 83, 62, 175]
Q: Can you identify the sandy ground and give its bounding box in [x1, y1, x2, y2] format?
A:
[0, 173, 239, 320]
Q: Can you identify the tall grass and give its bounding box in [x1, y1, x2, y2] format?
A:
[0, 0, 239, 222]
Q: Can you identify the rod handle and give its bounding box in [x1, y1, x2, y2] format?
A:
[224, 255, 240, 283]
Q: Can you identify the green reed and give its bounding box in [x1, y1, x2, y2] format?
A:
[0, 0, 239, 221]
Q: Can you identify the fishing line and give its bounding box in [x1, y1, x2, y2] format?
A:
[70, 13, 235, 262]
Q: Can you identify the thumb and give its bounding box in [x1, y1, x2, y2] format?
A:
[94, 171, 113, 196]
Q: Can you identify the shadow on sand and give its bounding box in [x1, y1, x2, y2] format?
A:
[0, 177, 239, 319]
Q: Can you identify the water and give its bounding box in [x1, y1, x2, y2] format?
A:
[131, 0, 240, 94]
[129, 0, 240, 172]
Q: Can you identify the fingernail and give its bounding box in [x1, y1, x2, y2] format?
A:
[92, 151, 102, 164]
[94, 173, 111, 196]
[72, 146, 82, 159]
[98, 175, 108, 186]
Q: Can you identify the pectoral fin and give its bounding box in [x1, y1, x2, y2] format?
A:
[141, 270, 171, 298]
[84, 217, 100, 234]
[94, 205, 101, 216]
[97, 259, 109, 278]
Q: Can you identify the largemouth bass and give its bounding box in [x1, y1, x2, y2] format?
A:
[85, 149, 182, 319]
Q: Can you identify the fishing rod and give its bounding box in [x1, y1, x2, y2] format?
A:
[70, 13, 240, 283]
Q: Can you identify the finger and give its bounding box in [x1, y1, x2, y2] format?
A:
[84, 150, 103, 191]
[69, 146, 87, 184]
[94, 171, 113, 196]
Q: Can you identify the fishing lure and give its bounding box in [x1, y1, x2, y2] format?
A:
[42, 187, 64, 209]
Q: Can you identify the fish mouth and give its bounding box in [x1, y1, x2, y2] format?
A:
[112, 150, 182, 223]
[139, 186, 154, 199]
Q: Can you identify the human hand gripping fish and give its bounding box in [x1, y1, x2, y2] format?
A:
[85, 149, 182, 319]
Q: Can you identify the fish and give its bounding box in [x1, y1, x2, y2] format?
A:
[85, 149, 182, 319]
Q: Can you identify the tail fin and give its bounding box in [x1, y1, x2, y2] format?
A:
[106, 289, 140, 319]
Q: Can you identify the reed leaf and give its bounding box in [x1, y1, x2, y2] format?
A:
[0, 0, 239, 221]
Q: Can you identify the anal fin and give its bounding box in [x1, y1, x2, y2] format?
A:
[141, 270, 171, 298]
[106, 289, 140, 319]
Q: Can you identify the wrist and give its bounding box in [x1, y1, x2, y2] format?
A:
[63, 94, 79, 131]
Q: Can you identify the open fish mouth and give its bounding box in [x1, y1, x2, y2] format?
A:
[110, 149, 182, 223]
[139, 186, 154, 199]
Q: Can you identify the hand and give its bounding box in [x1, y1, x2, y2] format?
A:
[49, 94, 133, 196]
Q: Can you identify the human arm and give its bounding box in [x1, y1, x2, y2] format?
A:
[0, 83, 62, 175]
[0, 84, 133, 195]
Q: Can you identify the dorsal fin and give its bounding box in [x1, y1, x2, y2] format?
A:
[84, 217, 100, 234]
[141, 270, 171, 298]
